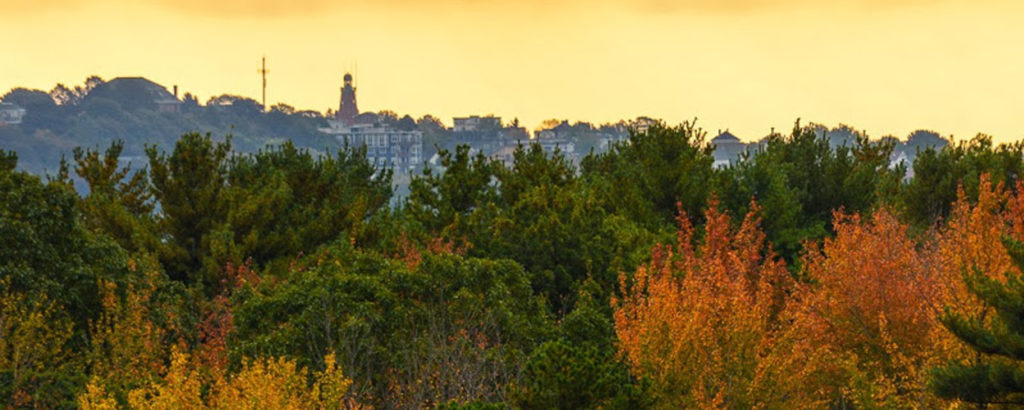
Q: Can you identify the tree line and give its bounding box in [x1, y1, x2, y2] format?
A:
[3, 121, 1024, 408]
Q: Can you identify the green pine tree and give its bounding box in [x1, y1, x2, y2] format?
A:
[930, 237, 1024, 405]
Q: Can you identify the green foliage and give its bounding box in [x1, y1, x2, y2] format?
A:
[145, 133, 391, 292]
[0, 150, 134, 406]
[515, 340, 647, 409]
[514, 290, 649, 409]
[146, 132, 232, 286]
[231, 242, 552, 406]
[488, 144, 651, 311]
[408, 143, 656, 314]
[407, 144, 500, 234]
[71, 140, 156, 254]
[10, 117, 1024, 408]
[496, 142, 575, 207]
[714, 122, 900, 262]
[904, 135, 1024, 228]
[930, 237, 1024, 405]
[581, 121, 715, 230]
[215, 141, 391, 274]
[0, 149, 131, 336]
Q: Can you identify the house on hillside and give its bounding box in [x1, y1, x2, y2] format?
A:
[453, 115, 501, 133]
[449, 115, 523, 156]
[534, 122, 577, 161]
[85, 77, 181, 113]
[711, 130, 747, 169]
[0, 102, 26, 125]
[490, 145, 518, 168]
[630, 117, 658, 134]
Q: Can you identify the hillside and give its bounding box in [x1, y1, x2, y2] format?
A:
[0, 76, 336, 175]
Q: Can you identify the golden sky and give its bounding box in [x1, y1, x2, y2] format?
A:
[2, 0, 1023, 142]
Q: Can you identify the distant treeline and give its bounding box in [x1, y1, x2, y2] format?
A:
[2, 76, 953, 179]
[1, 76, 338, 175]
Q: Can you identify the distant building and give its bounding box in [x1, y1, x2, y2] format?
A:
[336, 73, 359, 125]
[889, 150, 914, 181]
[630, 117, 659, 134]
[321, 72, 421, 170]
[0, 102, 26, 125]
[453, 115, 501, 133]
[86, 77, 181, 113]
[490, 145, 518, 168]
[711, 130, 747, 169]
[889, 150, 909, 169]
[321, 122, 423, 172]
[534, 123, 576, 161]
[438, 115, 526, 161]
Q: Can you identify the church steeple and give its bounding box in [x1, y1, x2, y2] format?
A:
[337, 73, 359, 124]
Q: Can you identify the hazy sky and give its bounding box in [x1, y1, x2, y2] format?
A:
[2, 0, 1023, 141]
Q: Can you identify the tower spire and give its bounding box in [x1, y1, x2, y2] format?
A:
[337, 72, 359, 124]
[257, 55, 269, 111]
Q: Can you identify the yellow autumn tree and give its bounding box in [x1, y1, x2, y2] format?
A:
[86, 269, 169, 401]
[77, 379, 120, 410]
[613, 199, 794, 408]
[0, 277, 73, 407]
[124, 347, 205, 409]
[81, 348, 355, 409]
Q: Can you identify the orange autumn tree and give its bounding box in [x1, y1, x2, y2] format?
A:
[783, 208, 944, 407]
[613, 199, 793, 408]
[921, 175, 1024, 388]
[933, 175, 1019, 349]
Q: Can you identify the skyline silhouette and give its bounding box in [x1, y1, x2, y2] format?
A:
[2, 0, 1023, 142]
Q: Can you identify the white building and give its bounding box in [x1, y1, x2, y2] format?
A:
[711, 130, 747, 169]
[0, 102, 26, 126]
[320, 120, 423, 172]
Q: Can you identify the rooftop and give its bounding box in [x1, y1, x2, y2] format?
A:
[712, 130, 741, 143]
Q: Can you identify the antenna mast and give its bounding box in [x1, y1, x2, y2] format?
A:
[258, 55, 269, 111]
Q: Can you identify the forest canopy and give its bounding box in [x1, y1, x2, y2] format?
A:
[2, 120, 1024, 408]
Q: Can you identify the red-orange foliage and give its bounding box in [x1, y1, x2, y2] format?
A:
[934, 176, 1016, 320]
[393, 233, 469, 270]
[927, 175, 1024, 367]
[783, 208, 943, 407]
[613, 199, 793, 407]
[225, 259, 260, 290]
[194, 294, 234, 380]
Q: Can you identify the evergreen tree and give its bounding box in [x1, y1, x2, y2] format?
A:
[903, 135, 1024, 228]
[70, 140, 156, 254]
[580, 121, 715, 230]
[931, 237, 1024, 405]
[146, 132, 231, 287]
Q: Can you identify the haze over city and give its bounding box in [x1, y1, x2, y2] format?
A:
[3, 0, 1023, 141]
